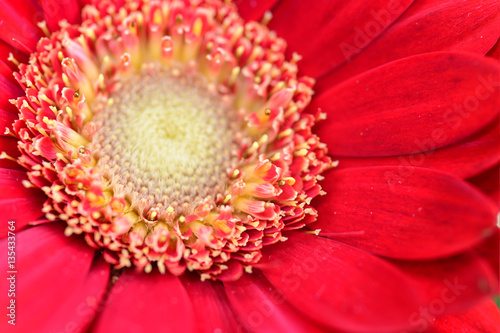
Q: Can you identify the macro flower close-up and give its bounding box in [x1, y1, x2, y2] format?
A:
[0, 0, 499, 332]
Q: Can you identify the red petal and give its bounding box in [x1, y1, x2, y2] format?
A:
[257, 232, 425, 332]
[94, 270, 195, 333]
[38, 257, 110, 333]
[269, 0, 414, 78]
[334, 118, 499, 179]
[394, 254, 498, 325]
[225, 270, 327, 332]
[313, 52, 500, 156]
[318, 0, 500, 88]
[311, 167, 497, 259]
[0, 168, 45, 237]
[432, 299, 500, 332]
[0, 0, 43, 53]
[235, 0, 279, 22]
[40, 0, 81, 32]
[216, 259, 244, 281]
[0, 223, 96, 332]
[182, 274, 245, 332]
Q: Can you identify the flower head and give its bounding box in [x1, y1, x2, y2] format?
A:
[0, 0, 499, 332]
[7, 0, 331, 279]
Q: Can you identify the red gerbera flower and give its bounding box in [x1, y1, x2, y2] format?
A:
[0, 0, 499, 332]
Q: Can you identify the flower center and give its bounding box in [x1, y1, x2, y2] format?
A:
[90, 63, 242, 217]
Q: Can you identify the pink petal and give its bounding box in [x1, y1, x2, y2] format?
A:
[0, 168, 45, 237]
[394, 253, 498, 327]
[40, 0, 81, 32]
[432, 299, 500, 332]
[224, 270, 327, 332]
[313, 52, 500, 156]
[182, 274, 245, 332]
[318, 0, 500, 88]
[38, 257, 110, 333]
[257, 231, 425, 332]
[311, 167, 498, 259]
[235, 0, 279, 22]
[268, 0, 415, 78]
[0, 0, 43, 53]
[93, 270, 195, 333]
[334, 118, 499, 179]
[0, 223, 96, 332]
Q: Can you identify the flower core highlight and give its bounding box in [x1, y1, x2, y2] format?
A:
[90, 63, 242, 217]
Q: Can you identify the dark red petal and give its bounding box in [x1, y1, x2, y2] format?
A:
[257, 232, 425, 332]
[311, 167, 497, 259]
[235, 0, 279, 22]
[468, 164, 500, 205]
[313, 52, 500, 156]
[0, 73, 23, 111]
[38, 257, 110, 333]
[318, 0, 500, 88]
[0, 109, 17, 137]
[335, 118, 499, 179]
[182, 274, 246, 333]
[0, 196, 45, 238]
[0, 39, 27, 81]
[487, 38, 499, 62]
[394, 254, 498, 328]
[40, 0, 81, 32]
[0, 0, 43, 53]
[432, 299, 500, 332]
[0, 137, 22, 170]
[225, 270, 327, 332]
[268, 0, 414, 78]
[474, 229, 499, 279]
[0, 59, 12, 81]
[0, 223, 96, 332]
[0, 168, 44, 237]
[94, 270, 195, 333]
[77, 0, 93, 7]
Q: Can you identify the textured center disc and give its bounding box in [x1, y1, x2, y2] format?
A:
[90, 64, 241, 215]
